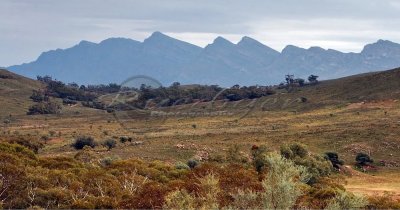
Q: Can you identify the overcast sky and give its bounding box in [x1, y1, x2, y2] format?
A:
[2, 0, 400, 66]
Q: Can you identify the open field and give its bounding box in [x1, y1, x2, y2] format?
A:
[3, 99, 400, 162]
[2, 98, 400, 197]
[2, 68, 400, 205]
[345, 168, 400, 197]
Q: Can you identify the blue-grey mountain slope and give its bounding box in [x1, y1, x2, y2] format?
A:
[8, 32, 400, 87]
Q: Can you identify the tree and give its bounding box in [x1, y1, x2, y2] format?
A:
[36, 75, 53, 83]
[355, 153, 373, 166]
[68, 82, 79, 89]
[295, 78, 305, 86]
[171, 82, 181, 87]
[308, 75, 319, 84]
[285, 74, 295, 85]
[231, 84, 240, 89]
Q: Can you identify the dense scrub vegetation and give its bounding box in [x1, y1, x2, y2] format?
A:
[27, 101, 62, 115]
[112, 83, 276, 110]
[34, 75, 277, 112]
[1, 138, 396, 209]
[30, 74, 321, 114]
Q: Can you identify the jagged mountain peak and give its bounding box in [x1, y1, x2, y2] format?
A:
[99, 37, 140, 45]
[7, 33, 400, 87]
[77, 40, 96, 47]
[150, 31, 168, 38]
[238, 36, 258, 44]
[364, 39, 399, 49]
[362, 39, 400, 56]
[308, 46, 325, 51]
[237, 36, 279, 54]
[376, 39, 395, 44]
[238, 36, 265, 47]
[282, 45, 306, 54]
[212, 36, 234, 46]
[143, 31, 202, 53]
[144, 31, 175, 43]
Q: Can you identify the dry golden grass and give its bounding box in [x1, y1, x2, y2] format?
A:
[2, 68, 400, 197]
[345, 168, 400, 198]
[3, 99, 400, 165]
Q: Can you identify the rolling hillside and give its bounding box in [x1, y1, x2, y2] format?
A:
[0, 69, 43, 117]
[1, 67, 400, 118]
[285, 67, 400, 106]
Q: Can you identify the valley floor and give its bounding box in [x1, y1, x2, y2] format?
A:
[2, 99, 400, 197]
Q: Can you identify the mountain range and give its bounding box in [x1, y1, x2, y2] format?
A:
[8, 32, 400, 87]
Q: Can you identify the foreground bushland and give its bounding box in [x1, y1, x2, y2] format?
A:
[0, 141, 399, 209]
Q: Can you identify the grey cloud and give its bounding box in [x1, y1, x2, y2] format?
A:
[1, 0, 400, 66]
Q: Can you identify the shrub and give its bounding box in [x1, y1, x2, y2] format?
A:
[367, 192, 400, 209]
[49, 130, 56, 137]
[197, 173, 220, 209]
[5, 137, 44, 154]
[102, 139, 117, 151]
[280, 143, 308, 159]
[325, 152, 344, 169]
[3, 119, 11, 125]
[175, 162, 190, 170]
[74, 147, 96, 163]
[30, 90, 48, 102]
[119, 136, 132, 143]
[230, 189, 261, 209]
[251, 145, 270, 173]
[187, 160, 198, 169]
[62, 98, 77, 105]
[281, 143, 333, 184]
[226, 144, 247, 163]
[325, 190, 367, 209]
[72, 136, 96, 150]
[355, 153, 373, 166]
[27, 101, 62, 115]
[100, 156, 120, 166]
[163, 189, 195, 210]
[41, 135, 50, 143]
[261, 152, 310, 209]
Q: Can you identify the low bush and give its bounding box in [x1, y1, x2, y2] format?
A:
[102, 139, 117, 151]
[325, 152, 344, 169]
[119, 136, 132, 143]
[355, 153, 373, 166]
[72, 136, 96, 150]
[187, 159, 198, 169]
[27, 101, 62, 115]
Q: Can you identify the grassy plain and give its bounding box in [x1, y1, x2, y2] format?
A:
[2, 98, 400, 197]
[2, 68, 400, 198]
